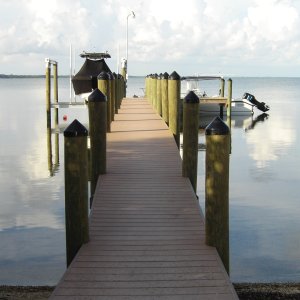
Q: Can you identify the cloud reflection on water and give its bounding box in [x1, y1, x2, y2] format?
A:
[246, 116, 296, 169]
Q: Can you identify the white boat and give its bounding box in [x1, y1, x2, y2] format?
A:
[181, 76, 269, 116]
[199, 97, 255, 116]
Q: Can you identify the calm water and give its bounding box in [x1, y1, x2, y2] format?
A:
[0, 76, 299, 285]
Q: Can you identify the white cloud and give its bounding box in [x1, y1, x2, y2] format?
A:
[0, 0, 300, 75]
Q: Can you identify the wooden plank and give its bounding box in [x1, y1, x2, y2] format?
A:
[50, 98, 238, 300]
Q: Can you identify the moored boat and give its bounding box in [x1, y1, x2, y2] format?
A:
[181, 76, 269, 116]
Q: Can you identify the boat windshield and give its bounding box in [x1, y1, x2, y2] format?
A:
[181, 76, 223, 97]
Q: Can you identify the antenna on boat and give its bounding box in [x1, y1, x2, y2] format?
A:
[69, 43, 73, 103]
[117, 43, 120, 74]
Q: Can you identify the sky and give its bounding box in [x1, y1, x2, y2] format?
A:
[1, 0, 300, 76]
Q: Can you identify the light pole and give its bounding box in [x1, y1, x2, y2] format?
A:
[126, 11, 135, 79]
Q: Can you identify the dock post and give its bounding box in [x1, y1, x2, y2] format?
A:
[118, 74, 123, 108]
[119, 74, 122, 102]
[161, 72, 169, 124]
[45, 59, 51, 129]
[64, 119, 89, 267]
[113, 72, 118, 114]
[88, 89, 107, 197]
[116, 74, 121, 109]
[227, 78, 232, 121]
[108, 72, 115, 122]
[205, 116, 230, 273]
[53, 62, 59, 126]
[145, 75, 149, 100]
[157, 74, 162, 116]
[182, 91, 199, 193]
[98, 71, 111, 132]
[149, 74, 154, 106]
[168, 71, 181, 148]
[121, 62, 127, 98]
[152, 74, 158, 111]
[220, 78, 225, 97]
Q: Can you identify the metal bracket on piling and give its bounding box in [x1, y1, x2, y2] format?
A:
[45, 58, 58, 66]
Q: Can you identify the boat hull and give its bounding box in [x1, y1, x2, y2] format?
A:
[199, 101, 253, 116]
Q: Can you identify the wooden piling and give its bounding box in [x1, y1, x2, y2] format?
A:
[53, 63, 59, 126]
[64, 119, 89, 267]
[145, 75, 149, 100]
[45, 60, 51, 129]
[227, 78, 232, 120]
[220, 78, 225, 97]
[152, 74, 158, 111]
[205, 116, 230, 273]
[118, 74, 124, 108]
[98, 71, 110, 132]
[168, 71, 181, 148]
[149, 74, 154, 106]
[157, 74, 162, 116]
[161, 72, 169, 124]
[121, 67, 126, 97]
[112, 72, 118, 114]
[107, 72, 115, 122]
[88, 89, 107, 196]
[182, 91, 199, 193]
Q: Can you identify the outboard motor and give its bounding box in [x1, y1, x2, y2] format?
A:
[243, 92, 270, 112]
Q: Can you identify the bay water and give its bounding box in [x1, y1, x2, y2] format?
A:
[0, 76, 299, 285]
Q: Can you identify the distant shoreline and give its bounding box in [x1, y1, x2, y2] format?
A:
[0, 74, 69, 79]
[1, 74, 300, 79]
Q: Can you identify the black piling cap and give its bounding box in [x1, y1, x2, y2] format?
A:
[153, 73, 158, 79]
[97, 71, 109, 80]
[88, 88, 107, 102]
[169, 71, 180, 80]
[163, 72, 169, 79]
[205, 116, 230, 136]
[184, 91, 199, 103]
[64, 119, 88, 137]
[107, 72, 114, 80]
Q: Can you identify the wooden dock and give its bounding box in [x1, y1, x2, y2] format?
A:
[50, 98, 238, 299]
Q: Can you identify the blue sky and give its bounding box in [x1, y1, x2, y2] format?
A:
[1, 0, 300, 76]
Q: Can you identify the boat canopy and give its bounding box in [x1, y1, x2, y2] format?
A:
[181, 76, 223, 81]
[72, 58, 111, 95]
[80, 51, 111, 59]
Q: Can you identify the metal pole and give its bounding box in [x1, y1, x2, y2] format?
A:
[69, 44, 73, 102]
[126, 16, 129, 64]
[126, 11, 135, 79]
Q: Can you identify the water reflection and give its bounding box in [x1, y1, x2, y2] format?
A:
[0, 79, 70, 285]
[1, 77, 300, 285]
[199, 114, 268, 131]
[245, 115, 296, 168]
[245, 113, 269, 131]
[47, 128, 60, 177]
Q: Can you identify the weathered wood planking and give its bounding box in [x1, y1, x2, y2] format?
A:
[50, 98, 238, 300]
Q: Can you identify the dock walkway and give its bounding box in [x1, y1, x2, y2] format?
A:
[50, 98, 238, 299]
